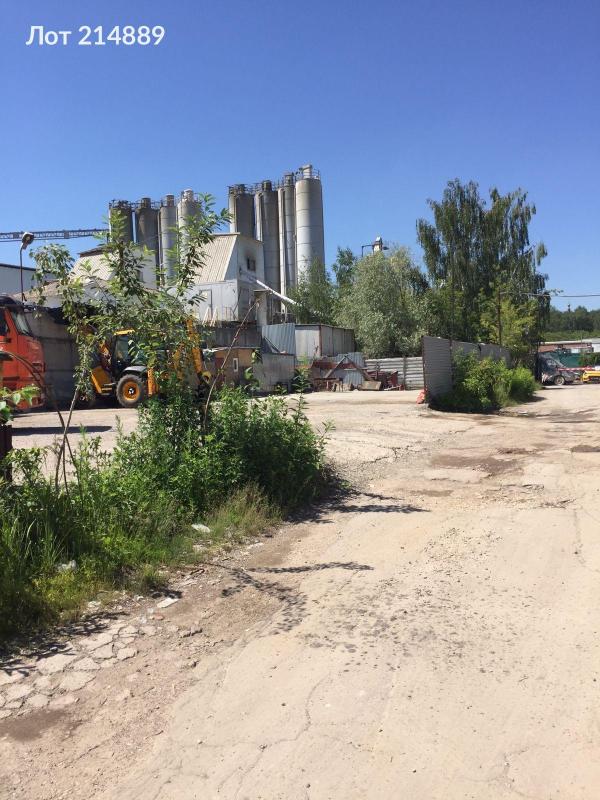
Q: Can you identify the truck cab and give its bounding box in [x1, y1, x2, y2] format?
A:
[0, 297, 45, 406]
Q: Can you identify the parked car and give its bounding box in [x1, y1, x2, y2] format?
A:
[537, 355, 575, 386]
[582, 367, 600, 384]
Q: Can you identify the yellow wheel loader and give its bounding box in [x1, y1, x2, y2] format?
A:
[89, 323, 211, 409]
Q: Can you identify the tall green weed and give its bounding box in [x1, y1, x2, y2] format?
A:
[0, 388, 328, 637]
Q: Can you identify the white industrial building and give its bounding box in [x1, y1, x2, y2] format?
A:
[69, 232, 275, 326]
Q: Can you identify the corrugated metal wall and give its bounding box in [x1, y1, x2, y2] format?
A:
[26, 309, 78, 406]
[334, 328, 356, 355]
[209, 324, 261, 348]
[27, 310, 79, 406]
[422, 337, 453, 397]
[423, 336, 511, 398]
[294, 324, 355, 358]
[480, 343, 511, 364]
[253, 353, 295, 391]
[261, 323, 296, 354]
[340, 352, 366, 367]
[365, 357, 424, 389]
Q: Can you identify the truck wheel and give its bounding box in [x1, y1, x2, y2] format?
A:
[75, 388, 97, 409]
[553, 374, 565, 386]
[116, 375, 147, 408]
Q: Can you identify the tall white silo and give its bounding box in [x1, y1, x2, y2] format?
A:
[135, 197, 159, 267]
[294, 165, 325, 279]
[178, 189, 200, 229]
[228, 184, 255, 238]
[255, 180, 281, 293]
[177, 189, 201, 264]
[109, 200, 134, 244]
[159, 195, 178, 280]
[278, 172, 296, 293]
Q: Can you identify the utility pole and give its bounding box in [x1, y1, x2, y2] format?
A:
[19, 232, 35, 301]
[497, 283, 503, 346]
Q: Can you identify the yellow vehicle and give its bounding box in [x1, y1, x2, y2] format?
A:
[90, 322, 210, 408]
[582, 367, 600, 384]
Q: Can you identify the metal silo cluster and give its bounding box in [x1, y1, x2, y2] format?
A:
[228, 164, 325, 294]
[108, 189, 203, 281]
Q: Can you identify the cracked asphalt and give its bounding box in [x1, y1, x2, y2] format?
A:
[3, 386, 600, 799]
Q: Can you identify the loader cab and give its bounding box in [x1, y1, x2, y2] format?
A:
[109, 331, 146, 378]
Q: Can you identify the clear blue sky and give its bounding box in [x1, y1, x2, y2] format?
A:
[1, 0, 598, 310]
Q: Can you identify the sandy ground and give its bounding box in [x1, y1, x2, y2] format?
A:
[2, 385, 600, 799]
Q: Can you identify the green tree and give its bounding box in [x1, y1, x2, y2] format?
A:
[479, 295, 538, 362]
[335, 247, 428, 357]
[331, 247, 357, 293]
[31, 197, 229, 395]
[30, 197, 229, 484]
[417, 179, 548, 350]
[289, 258, 336, 324]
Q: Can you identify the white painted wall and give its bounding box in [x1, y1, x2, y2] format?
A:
[228, 235, 265, 283]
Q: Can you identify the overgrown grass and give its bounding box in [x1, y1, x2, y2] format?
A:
[0, 389, 328, 638]
[435, 354, 537, 413]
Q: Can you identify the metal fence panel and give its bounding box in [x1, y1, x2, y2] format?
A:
[364, 356, 425, 389]
[261, 323, 296, 354]
[451, 340, 480, 358]
[332, 327, 356, 356]
[423, 337, 511, 398]
[26, 309, 78, 406]
[405, 357, 424, 389]
[320, 326, 334, 357]
[338, 352, 365, 367]
[422, 336, 453, 397]
[295, 327, 321, 359]
[480, 343, 510, 364]
[253, 353, 295, 391]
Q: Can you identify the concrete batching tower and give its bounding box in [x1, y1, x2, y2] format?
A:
[228, 164, 325, 295]
[294, 164, 325, 280]
[158, 195, 177, 279]
[228, 185, 255, 239]
[135, 197, 159, 268]
[255, 180, 281, 294]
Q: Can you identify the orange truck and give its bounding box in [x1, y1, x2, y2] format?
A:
[0, 296, 45, 407]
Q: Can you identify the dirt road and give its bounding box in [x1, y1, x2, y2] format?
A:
[2, 386, 600, 799]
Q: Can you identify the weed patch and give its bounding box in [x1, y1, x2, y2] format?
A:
[0, 389, 328, 638]
[435, 354, 537, 413]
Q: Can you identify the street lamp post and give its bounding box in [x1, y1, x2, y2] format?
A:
[19, 232, 35, 301]
[361, 237, 389, 257]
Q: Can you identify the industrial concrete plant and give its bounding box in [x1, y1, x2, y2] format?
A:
[97, 164, 324, 325]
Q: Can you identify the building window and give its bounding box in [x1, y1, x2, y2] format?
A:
[232, 357, 239, 373]
[246, 257, 256, 272]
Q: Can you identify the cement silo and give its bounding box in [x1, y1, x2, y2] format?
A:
[278, 173, 296, 293]
[294, 165, 325, 278]
[178, 189, 200, 229]
[177, 189, 201, 263]
[109, 200, 134, 244]
[228, 184, 255, 238]
[158, 195, 178, 280]
[255, 180, 281, 293]
[135, 197, 159, 267]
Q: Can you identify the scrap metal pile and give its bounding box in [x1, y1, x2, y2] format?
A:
[309, 354, 403, 391]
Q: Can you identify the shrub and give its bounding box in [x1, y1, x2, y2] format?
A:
[509, 366, 537, 402]
[436, 354, 536, 413]
[0, 389, 329, 637]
